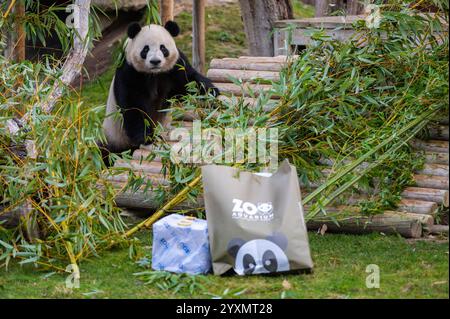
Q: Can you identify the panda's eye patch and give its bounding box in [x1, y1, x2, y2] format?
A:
[243, 254, 256, 275]
[160, 44, 169, 57]
[140, 45, 149, 59]
[262, 250, 278, 272]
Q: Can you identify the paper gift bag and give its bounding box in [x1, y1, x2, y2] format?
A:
[202, 160, 313, 275]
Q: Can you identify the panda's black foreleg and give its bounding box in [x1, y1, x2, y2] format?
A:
[97, 141, 119, 168]
[192, 72, 220, 97]
[122, 109, 148, 147]
[178, 50, 220, 97]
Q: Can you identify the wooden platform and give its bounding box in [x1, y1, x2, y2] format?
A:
[273, 15, 449, 55]
[102, 55, 449, 239]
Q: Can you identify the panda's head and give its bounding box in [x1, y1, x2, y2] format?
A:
[125, 21, 180, 74]
[227, 233, 290, 275]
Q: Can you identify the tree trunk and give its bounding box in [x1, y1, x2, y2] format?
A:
[238, 0, 294, 57]
[346, 0, 364, 15]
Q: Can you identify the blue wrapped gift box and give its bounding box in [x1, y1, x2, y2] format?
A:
[152, 214, 212, 275]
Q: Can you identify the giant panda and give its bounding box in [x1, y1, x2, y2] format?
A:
[100, 21, 219, 163]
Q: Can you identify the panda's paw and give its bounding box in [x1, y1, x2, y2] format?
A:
[210, 86, 220, 97]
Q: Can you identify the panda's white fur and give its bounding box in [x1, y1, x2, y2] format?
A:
[102, 77, 132, 150]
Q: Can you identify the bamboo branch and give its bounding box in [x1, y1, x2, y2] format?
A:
[123, 172, 203, 238]
[3, 0, 17, 18]
[306, 108, 438, 221]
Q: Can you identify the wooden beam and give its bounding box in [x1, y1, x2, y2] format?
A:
[160, 0, 174, 24]
[192, 0, 206, 74]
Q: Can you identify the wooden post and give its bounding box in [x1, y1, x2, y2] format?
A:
[3, 0, 25, 61]
[160, 0, 174, 24]
[15, 0, 25, 62]
[192, 0, 206, 74]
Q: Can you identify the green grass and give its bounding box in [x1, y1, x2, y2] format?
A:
[0, 232, 448, 299]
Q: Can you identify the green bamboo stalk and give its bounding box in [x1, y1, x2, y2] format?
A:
[123, 172, 202, 238]
[302, 107, 438, 206]
[305, 108, 437, 221]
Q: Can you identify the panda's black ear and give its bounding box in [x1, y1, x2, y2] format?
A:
[164, 21, 180, 37]
[227, 238, 245, 258]
[128, 22, 141, 39]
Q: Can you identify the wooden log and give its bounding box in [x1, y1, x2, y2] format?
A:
[110, 188, 160, 210]
[416, 164, 448, 177]
[207, 69, 280, 83]
[210, 59, 286, 71]
[428, 225, 449, 236]
[397, 199, 439, 215]
[113, 160, 163, 174]
[219, 95, 278, 110]
[410, 139, 449, 153]
[104, 183, 201, 211]
[428, 125, 449, 140]
[0, 201, 41, 241]
[274, 16, 364, 29]
[390, 211, 434, 229]
[237, 55, 294, 62]
[133, 149, 162, 162]
[214, 82, 277, 98]
[306, 212, 423, 238]
[178, 97, 278, 121]
[192, 0, 206, 74]
[401, 187, 449, 207]
[315, 164, 449, 191]
[102, 172, 168, 185]
[140, 141, 176, 152]
[421, 151, 449, 165]
[305, 205, 433, 227]
[107, 185, 422, 238]
[413, 174, 449, 190]
[102, 175, 169, 189]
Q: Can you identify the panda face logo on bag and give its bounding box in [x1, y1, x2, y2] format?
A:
[227, 233, 290, 275]
[231, 199, 274, 221]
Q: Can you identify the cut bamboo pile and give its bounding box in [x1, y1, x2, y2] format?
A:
[101, 56, 449, 238]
